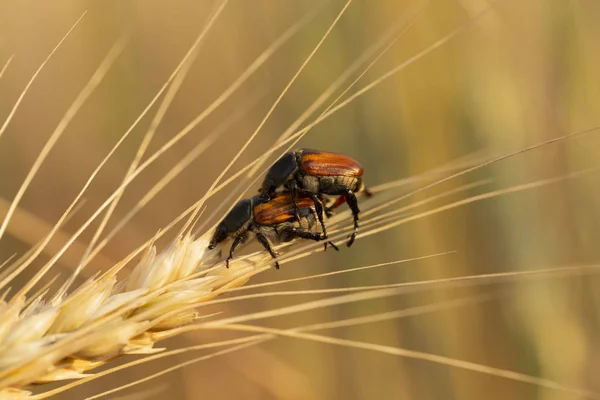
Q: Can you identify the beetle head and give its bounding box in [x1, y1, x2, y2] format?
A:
[208, 199, 253, 249]
[258, 181, 276, 200]
[208, 223, 228, 249]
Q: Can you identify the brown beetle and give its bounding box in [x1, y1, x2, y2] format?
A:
[259, 148, 371, 246]
[208, 192, 337, 269]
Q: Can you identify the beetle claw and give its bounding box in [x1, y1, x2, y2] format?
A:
[274, 261, 280, 269]
[324, 241, 339, 252]
[346, 233, 356, 247]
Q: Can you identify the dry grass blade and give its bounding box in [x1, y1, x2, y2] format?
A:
[78, 95, 263, 275]
[83, 340, 261, 400]
[0, 13, 86, 142]
[106, 384, 169, 400]
[62, 2, 226, 296]
[0, 198, 114, 273]
[230, 251, 456, 292]
[33, 291, 497, 399]
[243, 0, 425, 179]
[30, 336, 262, 399]
[216, 325, 600, 399]
[238, 0, 502, 169]
[198, 264, 600, 325]
[0, 55, 13, 82]
[0, 39, 127, 295]
[354, 166, 600, 245]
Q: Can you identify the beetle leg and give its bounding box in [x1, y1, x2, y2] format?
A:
[308, 193, 328, 239]
[226, 233, 247, 268]
[255, 232, 280, 269]
[306, 208, 333, 250]
[280, 225, 338, 251]
[343, 189, 360, 247]
[289, 180, 301, 222]
[285, 227, 325, 241]
[323, 241, 339, 252]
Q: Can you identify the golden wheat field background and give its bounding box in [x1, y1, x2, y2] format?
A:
[1, 0, 600, 399]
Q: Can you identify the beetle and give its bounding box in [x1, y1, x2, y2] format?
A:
[208, 192, 338, 269]
[259, 148, 371, 246]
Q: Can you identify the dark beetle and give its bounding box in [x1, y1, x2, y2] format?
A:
[208, 192, 337, 269]
[259, 148, 370, 246]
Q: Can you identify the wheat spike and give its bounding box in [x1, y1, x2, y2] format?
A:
[0, 232, 268, 396]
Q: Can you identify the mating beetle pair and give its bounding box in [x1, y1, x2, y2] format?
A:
[208, 148, 370, 268]
[208, 192, 338, 269]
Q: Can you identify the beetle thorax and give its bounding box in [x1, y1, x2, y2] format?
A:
[222, 199, 253, 238]
[261, 151, 299, 197]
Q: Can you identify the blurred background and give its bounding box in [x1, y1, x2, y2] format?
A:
[1, 0, 600, 399]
